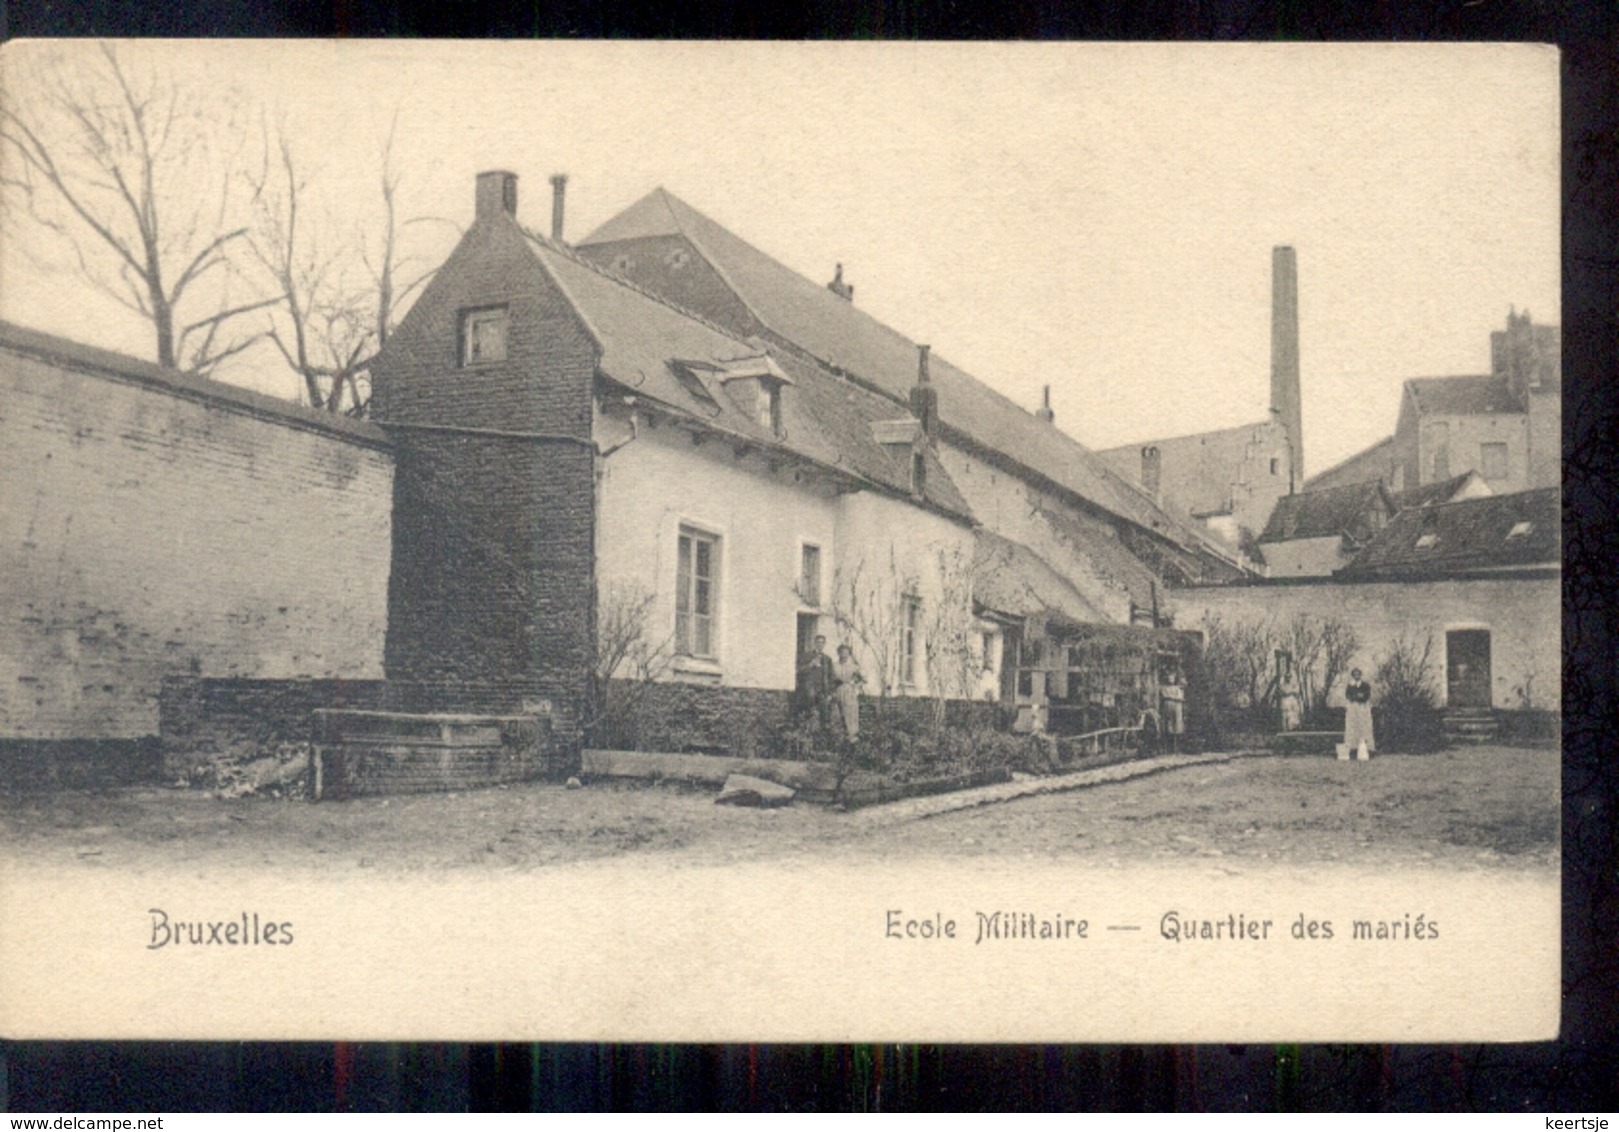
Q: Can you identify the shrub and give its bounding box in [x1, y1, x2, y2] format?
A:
[1375, 634, 1446, 753]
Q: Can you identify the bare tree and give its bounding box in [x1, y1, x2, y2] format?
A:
[244, 116, 447, 415]
[921, 545, 980, 728]
[827, 550, 918, 703]
[583, 580, 673, 749]
[0, 44, 271, 374]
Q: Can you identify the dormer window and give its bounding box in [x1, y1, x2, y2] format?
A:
[712, 352, 791, 439]
[461, 307, 508, 366]
[1415, 533, 1440, 550]
[1507, 520, 1533, 540]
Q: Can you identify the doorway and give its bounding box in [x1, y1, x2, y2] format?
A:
[1445, 629, 1492, 709]
[796, 612, 820, 662]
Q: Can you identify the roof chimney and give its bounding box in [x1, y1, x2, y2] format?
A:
[909, 344, 938, 439]
[475, 170, 518, 223]
[827, 263, 854, 302]
[549, 173, 568, 243]
[1036, 384, 1055, 424]
[1270, 245, 1303, 490]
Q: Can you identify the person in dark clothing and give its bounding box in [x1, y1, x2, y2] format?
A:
[1343, 667, 1375, 757]
[795, 634, 834, 729]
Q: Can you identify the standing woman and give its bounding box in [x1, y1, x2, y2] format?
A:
[831, 644, 865, 742]
[1343, 667, 1376, 756]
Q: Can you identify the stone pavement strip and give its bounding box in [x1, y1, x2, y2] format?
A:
[842, 750, 1263, 826]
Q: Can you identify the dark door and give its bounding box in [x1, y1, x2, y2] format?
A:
[796, 612, 819, 662]
[1446, 629, 1492, 708]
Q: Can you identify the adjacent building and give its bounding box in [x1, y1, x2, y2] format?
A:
[1306, 310, 1560, 496]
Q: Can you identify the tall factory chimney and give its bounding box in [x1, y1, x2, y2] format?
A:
[1270, 245, 1303, 492]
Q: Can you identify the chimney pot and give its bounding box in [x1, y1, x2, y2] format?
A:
[827, 263, 855, 302]
[476, 170, 518, 222]
[909, 344, 938, 439]
[549, 173, 568, 243]
[1036, 384, 1055, 424]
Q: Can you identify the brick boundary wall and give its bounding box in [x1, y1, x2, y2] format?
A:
[3, 322, 393, 749]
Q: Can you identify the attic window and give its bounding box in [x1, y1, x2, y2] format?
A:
[1415, 533, 1440, 550]
[460, 307, 508, 366]
[612, 254, 634, 273]
[1507, 521, 1533, 539]
[665, 248, 690, 270]
[763, 382, 783, 435]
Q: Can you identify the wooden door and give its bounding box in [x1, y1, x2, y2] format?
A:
[1446, 629, 1492, 709]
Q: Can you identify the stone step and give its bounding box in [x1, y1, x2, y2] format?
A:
[1443, 710, 1499, 744]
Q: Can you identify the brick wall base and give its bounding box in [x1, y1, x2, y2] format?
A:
[597, 679, 1002, 758]
[159, 677, 386, 784]
[0, 738, 162, 790]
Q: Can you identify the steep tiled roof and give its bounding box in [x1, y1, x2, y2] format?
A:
[579, 189, 1233, 561]
[1258, 481, 1392, 544]
[526, 236, 973, 521]
[1339, 487, 1559, 579]
[1405, 374, 1521, 416]
[1393, 471, 1488, 511]
[972, 529, 1109, 624]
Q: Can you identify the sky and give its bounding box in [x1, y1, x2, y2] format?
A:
[0, 40, 1560, 478]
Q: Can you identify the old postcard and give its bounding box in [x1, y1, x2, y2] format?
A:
[0, 41, 1560, 1041]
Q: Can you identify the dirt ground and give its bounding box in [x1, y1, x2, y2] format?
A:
[0, 744, 1557, 877]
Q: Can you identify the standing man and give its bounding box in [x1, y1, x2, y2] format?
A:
[795, 634, 835, 731]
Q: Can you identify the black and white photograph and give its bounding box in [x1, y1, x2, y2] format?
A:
[0, 41, 1561, 1042]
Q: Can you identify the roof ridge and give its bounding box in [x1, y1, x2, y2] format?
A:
[522, 225, 758, 350]
[1096, 415, 1279, 455]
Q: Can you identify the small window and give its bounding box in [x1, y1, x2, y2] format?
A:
[800, 544, 822, 606]
[1269, 457, 1279, 476]
[461, 307, 508, 366]
[899, 593, 921, 686]
[762, 382, 783, 435]
[676, 527, 718, 659]
[1430, 448, 1450, 482]
[1507, 520, 1533, 540]
[1480, 442, 1509, 482]
[1415, 533, 1440, 550]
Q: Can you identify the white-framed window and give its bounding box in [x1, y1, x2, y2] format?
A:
[676, 526, 719, 659]
[1480, 442, 1509, 482]
[460, 307, 508, 366]
[899, 592, 921, 687]
[799, 543, 822, 606]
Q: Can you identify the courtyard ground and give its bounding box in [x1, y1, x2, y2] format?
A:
[0, 744, 1557, 877]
